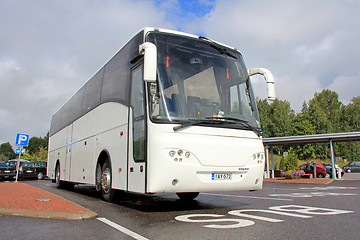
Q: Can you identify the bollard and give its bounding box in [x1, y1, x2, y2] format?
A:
[338, 168, 342, 179]
[313, 162, 317, 178]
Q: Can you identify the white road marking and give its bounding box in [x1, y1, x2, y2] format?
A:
[175, 214, 255, 229]
[298, 186, 358, 190]
[175, 205, 354, 229]
[97, 217, 149, 240]
[201, 192, 293, 201]
[269, 192, 357, 198]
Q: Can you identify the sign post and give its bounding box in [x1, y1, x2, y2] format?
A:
[15, 133, 30, 182]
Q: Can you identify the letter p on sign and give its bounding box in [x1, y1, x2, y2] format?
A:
[16, 133, 30, 147]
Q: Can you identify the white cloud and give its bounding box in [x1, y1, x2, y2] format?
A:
[328, 72, 360, 105]
[185, 0, 360, 111]
[0, 0, 172, 144]
[1, 0, 360, 144]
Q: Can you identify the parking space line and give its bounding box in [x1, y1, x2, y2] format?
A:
[97, 217, 149, 240]
[201, 193, 293, 201]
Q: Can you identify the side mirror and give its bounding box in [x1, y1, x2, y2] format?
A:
[248, 68, 275, 101]
[139, 42, 157, 82]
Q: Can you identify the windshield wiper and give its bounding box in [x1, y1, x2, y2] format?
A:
[199, 36, 238, 59]
[173, 119, 227, 132]
[206, 116, 262, 137]
[173, 117, 262, 136]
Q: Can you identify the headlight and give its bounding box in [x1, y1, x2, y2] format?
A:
[169, 150, 175, 157]
[253, 152, 265, 164]
[177, 150, 183, 156]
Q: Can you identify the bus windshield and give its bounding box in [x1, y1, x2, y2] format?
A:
[147, 32, 261, 133]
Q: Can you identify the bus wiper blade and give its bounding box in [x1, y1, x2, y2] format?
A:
[199, 36, 238, 59]
[173, 119, 225, 132]
[206, 116, 262, 137]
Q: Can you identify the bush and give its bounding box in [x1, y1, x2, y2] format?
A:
[280, 148, 299, 170]
[282, 170, 305, 179]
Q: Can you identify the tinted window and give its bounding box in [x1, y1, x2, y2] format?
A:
[70, 87, 85, 121]
[101, 31, 143, 105]
[61, 100, 71, 128]
[83, 68, 103, 113]
[101, 44, 131, 105]
[50, 110, 61, 136]
[50, 31, 143, 136]
[0, 163, 8, 167]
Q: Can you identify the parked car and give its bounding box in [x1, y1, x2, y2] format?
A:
[6, 159, 30, 169]
[6, 159, 46, 180]
[297, 162, 327, 178]
[323, 164, 344, 178]
[0, 162, 16, 180]
[31, 161, 47, 180]
[343, 161, 360, 173]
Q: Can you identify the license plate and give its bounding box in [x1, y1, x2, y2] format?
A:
[212, 173, 232, 180]
[5, 170, 10, 173]
[26, 170, 33, 173]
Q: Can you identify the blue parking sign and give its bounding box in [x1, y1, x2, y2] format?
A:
[16, 133, 30, 147]
[15, 148, 26, 154]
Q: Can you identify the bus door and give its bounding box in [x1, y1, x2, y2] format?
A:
[127, 64, 147, 193]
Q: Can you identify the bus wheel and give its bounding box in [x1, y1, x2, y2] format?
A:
[55, 164, 63, 189]
[176, 192, 199, 201]
[101, 161, 116, 202]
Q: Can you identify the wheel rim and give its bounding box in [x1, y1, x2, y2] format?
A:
[38, 172, 43, 179]
[101, 168, 111, 194]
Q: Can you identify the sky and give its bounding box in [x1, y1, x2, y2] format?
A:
[1, 0, 360, 145]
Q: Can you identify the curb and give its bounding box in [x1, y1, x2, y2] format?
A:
[0, 182, 98, 220]
[0, 207, 98, 220]
[264, 178, 334, 184]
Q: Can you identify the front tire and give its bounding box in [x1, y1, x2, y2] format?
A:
[176, 192, 199, 201]
[101, 160, 116, 202]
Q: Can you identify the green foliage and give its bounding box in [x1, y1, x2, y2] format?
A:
[257, 99, 295, 138]
[0, 154, 7, 162]
[0, 133, 49, 162]
[22, 146, 48, 162]
[259, 89, 360, 162]
[0, 142, 16, 160]
[25, 134, 48, 155]
[280, 148, 298, 170]
[257, 98, 295, 153]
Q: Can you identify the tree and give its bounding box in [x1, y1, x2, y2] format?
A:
[279, 148, 298, 170]
[257, 98, 295, 154]
[0, 142, 16, 160]
[338, 97, 360, 160]
[25, 134, 48, 155]
[257, 99, 295, 138]
[291, 118, 316, 159]
[341, 96, 360, 132]
[306, 89, 342, 134]
[22, 146, 48, 162]
[303, 89, 343, 159]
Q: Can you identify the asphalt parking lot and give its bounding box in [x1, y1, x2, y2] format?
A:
[0, 173, 359, 240]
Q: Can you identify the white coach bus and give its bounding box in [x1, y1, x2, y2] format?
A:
[48, 27, 275, 202]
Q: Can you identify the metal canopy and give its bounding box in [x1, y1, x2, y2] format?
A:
[262, 131, 360, 180]
[263, 132, 360, 146]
